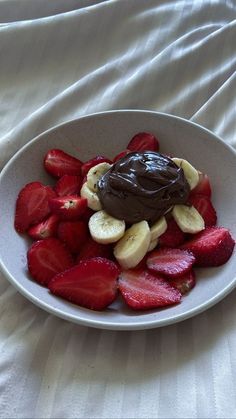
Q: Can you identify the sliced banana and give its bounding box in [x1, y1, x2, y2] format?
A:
[148, 238, 159, 252]
[114, 220, 151, 269]
[172, 157, 199, 190]
[172, 204, 205, 234]
[89, 210, 125, 244]
[80, 182, 102, 211]
[87, 162, 112, 192]
[150, 216, 167, 241]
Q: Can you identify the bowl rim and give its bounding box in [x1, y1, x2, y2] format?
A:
[0, 109, 236, 330]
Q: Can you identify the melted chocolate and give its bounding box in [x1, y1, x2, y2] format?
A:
[97, 151, 190, 224]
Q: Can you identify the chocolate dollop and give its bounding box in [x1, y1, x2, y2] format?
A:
[97, 151, 190, 224]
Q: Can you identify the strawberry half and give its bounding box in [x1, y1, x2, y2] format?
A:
[57, 220, 89, 254]
[14, 182, 56, 233]
[49, 195, 87, 220]
[168, 269, 196, 295]
[159, 218, 186, 248]
[127, 132, 159, 152]
[28, 214, 59, 240]
[118, 269, 181, 310]
[54, 174, 83, 197]
[48, 257, 120, 310]
[189, 194, 217, 226]
[44, 149, 83, 178]
[189, 173, 212, 198]
[181, 227, 235, 266]
[27, 237, 74, 286]
[76, 236, 113, 262]
[147, 248, 195, 278]
[81, 156, 112, 177]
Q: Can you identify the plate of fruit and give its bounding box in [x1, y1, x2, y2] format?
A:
[0, 110, 235, 330]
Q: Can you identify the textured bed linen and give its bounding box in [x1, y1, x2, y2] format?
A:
[0, 1, 236, 418]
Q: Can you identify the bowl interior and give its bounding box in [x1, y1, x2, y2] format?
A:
[0, 110, 236, 330]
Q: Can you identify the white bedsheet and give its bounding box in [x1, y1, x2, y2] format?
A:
[0, 1, 236, 418]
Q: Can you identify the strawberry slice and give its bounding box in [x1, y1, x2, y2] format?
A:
[181, 227, 235, 266]
[168, 269, 196, 295]
[14, 182, 56, 233]
[48, 257, 120, 310]
[81, 207, 95, 224]
[57, 220, 89, 254]
[127, 132, 159, 152]
[189, 173, 212, 198]
[189, 194, 217, 226]
[27, 237, 74, 286]
[113, 150, 130, 162]
[81, 156, 112, 177]
[118, 269, 181, 310]
[147, 248, 195, 278]
[28, 214, 59, 240]
[159, 217, 186, 248]
[49, 195, 87, 220]
[54, 174, 83, 197]
[44, 149, 83, 178]
[76, 236, 113, 262]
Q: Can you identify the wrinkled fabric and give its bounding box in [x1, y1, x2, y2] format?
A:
[0, 1, 236, 418]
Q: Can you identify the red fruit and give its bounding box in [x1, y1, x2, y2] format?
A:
[159, 218, 186, 248]
[81, 156, 112, 177]
[189, 194, 217, 227]
[54, 174, 83, 197]
[49, 195, 87, 220]
[181, 227, 235, 267]
[57, 220, 89, 254]
[127, 132, 159, 152]
[81, 207, 95, 224]
[168, 269, 196, 295]
[15, 182, 56, 233]
[76, 237, 113, 262]
[27, 237, 74, 286]
[147, 248, 195, 278]
[118, 269, 181, 310]
[189, 173, 212, 198]
[28, 214, 59, 240]
[113, 150, 130, 162]
[48, 257, 120, 310]
[44, 149, 83, 178]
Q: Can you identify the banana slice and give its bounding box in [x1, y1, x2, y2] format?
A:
[89, 210, 125, 244]
[150, 216, 167, 241]
[148, 238, 158, 252]
[172, 157, 199, 190]
[114, 220, 151, 269]
[87, 162, 112, 192]
[80, 182, 102, 211]
[172, 204, 205, 234]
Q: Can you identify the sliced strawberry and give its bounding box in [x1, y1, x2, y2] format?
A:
[181, 227, 235, 266]
[57, 220, 89, 254]
[118, 269, 181, 310]
[168, 269, 196, 295]
[28, 214, 59, 240]
[81, 207, 95, 224]
[113, 150, 130, 162]
[49, 195, 87, 220]
[54, 174, 83, 197]
[147, 248, 195, 278]
[48, 257, 120, 310]
[81, 156, 112, 177]
[159, 217, 186, 248]
[27, 237, 74, 286]
[189, 173, 212, 198]
[15, 182, 56, 233]
[44, 149, 83, 178]
[189, 194, 217, 227]
[76, 237, 113, 262]
[127, 132, 159, 152]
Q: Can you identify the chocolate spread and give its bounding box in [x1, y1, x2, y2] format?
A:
[97, 151, 190, 224]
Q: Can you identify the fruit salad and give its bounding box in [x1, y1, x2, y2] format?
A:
[14, 132, 235, 311]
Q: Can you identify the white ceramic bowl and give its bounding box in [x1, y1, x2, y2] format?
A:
[0, 110, 236, 330]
